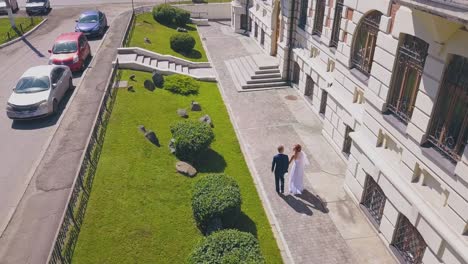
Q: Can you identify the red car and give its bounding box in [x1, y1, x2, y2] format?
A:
[48, 32, 91, 72]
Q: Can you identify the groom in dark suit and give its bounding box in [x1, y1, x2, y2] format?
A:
[271, 145, 289, 194]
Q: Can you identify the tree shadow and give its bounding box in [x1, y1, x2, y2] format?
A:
[195, 149, 227, 173]
[280, 189, 328, 216]
[232, 211, 258, 238]
[178, 49, 202, 59]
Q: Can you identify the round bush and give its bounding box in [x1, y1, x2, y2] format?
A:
[163, 75, 199, 95]
[192, 174, 241, 233]
[170, 120, 214, 162]
[152, 4, 176, 25]
[174, 9, 191, 26]
[188, 230, 265, 264]
[170, 33, 196, 53]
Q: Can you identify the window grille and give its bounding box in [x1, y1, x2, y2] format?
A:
[313, 0, 326, 36]
[304, 75, 314, 103]
[292, 62, 301, 84]
[387, 34, 428, 124]
[342, 125, 353, 155]
[330, 0, 344, 47]
[298, 0, 308, 29]
[254, 23, 258, 38]
[319, 90, 328, 114]
[351, 11, 382, 76]
[391, 215, 427, 264]
[427, 55, 468, 163]
[360, 175, 386, 225]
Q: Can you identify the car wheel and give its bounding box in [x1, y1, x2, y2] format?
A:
[52, 99, 58, 115]
[68, 78, 74, 90]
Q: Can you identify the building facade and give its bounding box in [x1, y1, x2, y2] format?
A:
[232, 0, 468, 263]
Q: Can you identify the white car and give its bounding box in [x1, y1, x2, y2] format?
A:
[6, 65, 73, 120]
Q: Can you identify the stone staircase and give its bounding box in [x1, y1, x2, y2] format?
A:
[115, 47, 216, 82]
[225, 54, 290, 91]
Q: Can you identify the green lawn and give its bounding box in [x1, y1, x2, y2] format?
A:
[72, 71, 283, 263]
[128, 12, 208, 62]
[0, 16, 43, 44]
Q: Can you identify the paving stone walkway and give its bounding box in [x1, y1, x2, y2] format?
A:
[198, 21, 396, 264]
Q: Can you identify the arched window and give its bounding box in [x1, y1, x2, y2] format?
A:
[351, 11, 382, 76]
[387, 34, 428, 124]
[427, 55, 468, 163]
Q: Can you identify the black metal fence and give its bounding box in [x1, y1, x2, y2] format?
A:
[47, 61, 122, 264]
[1, 17, 42, 44]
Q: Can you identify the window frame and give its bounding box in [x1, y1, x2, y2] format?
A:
[304, 75, 315, 103]
[330, 0, 344, 48]
[312, 0, 326, 37]
[390, 214, 427, 264]
[319, 90, 328, 115]
[298, 0, 308, 29]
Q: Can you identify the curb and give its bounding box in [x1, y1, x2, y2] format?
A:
[0, 18, 48, 49]
[199, 23, 294, 264]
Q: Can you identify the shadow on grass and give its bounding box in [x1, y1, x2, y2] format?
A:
[195, 149, 227, 173]
[178, 49, 202, 60]
[233, 211, 258, 238]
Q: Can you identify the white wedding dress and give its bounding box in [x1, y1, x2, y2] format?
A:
[288, 151, 309, 195]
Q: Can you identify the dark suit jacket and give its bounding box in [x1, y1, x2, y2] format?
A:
[272, 153, 289, 175]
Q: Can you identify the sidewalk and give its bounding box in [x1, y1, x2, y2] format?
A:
[0, 10, 132, 264]
[198, 21, 396, 264]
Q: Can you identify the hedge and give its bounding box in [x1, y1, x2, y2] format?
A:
[163, 75, 199, 95]
[170, 33, 196, 54]
[170, 120, 214, 162]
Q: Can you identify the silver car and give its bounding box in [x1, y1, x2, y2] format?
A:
[0, 0, 19, 14]
[6, 65, 73, 120]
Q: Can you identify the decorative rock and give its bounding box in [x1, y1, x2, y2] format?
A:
[145, 130, 160, 146]
[127, 85, 135, 92]
[169, 138, 176, 154]
[176, 161, 197, 177]
[176, 27, 188, 32]
[177, 108, 188, 118]
[138, 125, 146, 133]
[152, 71, 164, 88]
[144, 37, 151, 44]
[129, 74, 136, 81]
[199, 114, 214, 127]
[144, 79, 155, 91]
[191, 101, 201, 111]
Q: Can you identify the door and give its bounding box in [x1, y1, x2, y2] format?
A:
[240, 14, 247, 30]
[51, 67, 66, 100]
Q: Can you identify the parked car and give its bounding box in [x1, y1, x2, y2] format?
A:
[75, 10, 108, 38]
[48, 32, 91, 72]
[25, 0, 50, 16]
[6, 65, 73, 120]
[0, 0, 19, 14]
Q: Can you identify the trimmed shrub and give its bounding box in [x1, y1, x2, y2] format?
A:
[152, 4, 191, 26]
[191, 174, 241, 233]
[170, 120, 214, 162]
[174, 9, 191, 26]
[170, 33, 196, 53]
[163, 75, 199, 95]
[188, 230, 265, 264]
[152, 4, 176, 25]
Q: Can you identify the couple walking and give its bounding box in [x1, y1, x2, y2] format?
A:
[271, 144, 308, 195]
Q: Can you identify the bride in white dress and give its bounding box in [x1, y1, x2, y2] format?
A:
[288, 144, 308, 195]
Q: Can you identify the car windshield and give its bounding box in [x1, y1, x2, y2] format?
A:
[52, 41, 77, 54]
[15, 76, 50, 94]
[79, 14, 98, 23]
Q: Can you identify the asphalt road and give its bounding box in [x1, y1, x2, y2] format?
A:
[16, 0, 154, 7]
[0, 4, 134, 237]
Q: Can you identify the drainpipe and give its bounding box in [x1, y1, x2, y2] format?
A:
[286, 0, 296, 81]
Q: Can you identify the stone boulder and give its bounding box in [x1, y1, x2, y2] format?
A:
[176, 27, 188, 32]
[169, 138, 176, 154]
[176, 161, 197, 177]
[191, 101, 201, 111]
[145, 130, 160, 146]
[152, 71, 164, 88]
[199, 114, 214, 127]
[177, 108, 188, 118]
[144, 79, 155, 91]
[129, 74, 136, 81]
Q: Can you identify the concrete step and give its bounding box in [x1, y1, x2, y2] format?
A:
[244, 56, 259, 73]
[158, 60, 169, 69]
[169, 62, 176, 71]
[246, 77, 284, 84]
[226, 60, 246, 86]
[136, 55, 144, 64]
[182, 66, 189, 74]
[142, 56, 150, 65]
[251, 73, 282, 79]
[257, 65, 279, 70]
[255, 69, 281, 75]
[175, 64, 182, 72]
[116, 53, 137, 62]
[242, 81, 289, 89]
[231, 58, 249, 84]
[150, 59, 158, 67]
[240, 85, 291, 92]
[238, 56, 256, 77]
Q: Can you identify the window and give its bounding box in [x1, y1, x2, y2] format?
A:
[298, 0, 308, 29]
[240, 14, 248, 30]
[342, 125, 353, 155]
[260, 29, 265, 46]
[351, 11, 382, 76]
[319, 90, 328, 115]
[292, 62, 300, 85]
[360, 175, 386, 226]
[387, 34, 428, 124]
[391, 214, 427, 264]
[312, 0, 325, 36]
[427, 55, 468, 163]
[304, 75, 314, 103]
[254, 23, 258, 38]
[330, 0, 343, 47]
